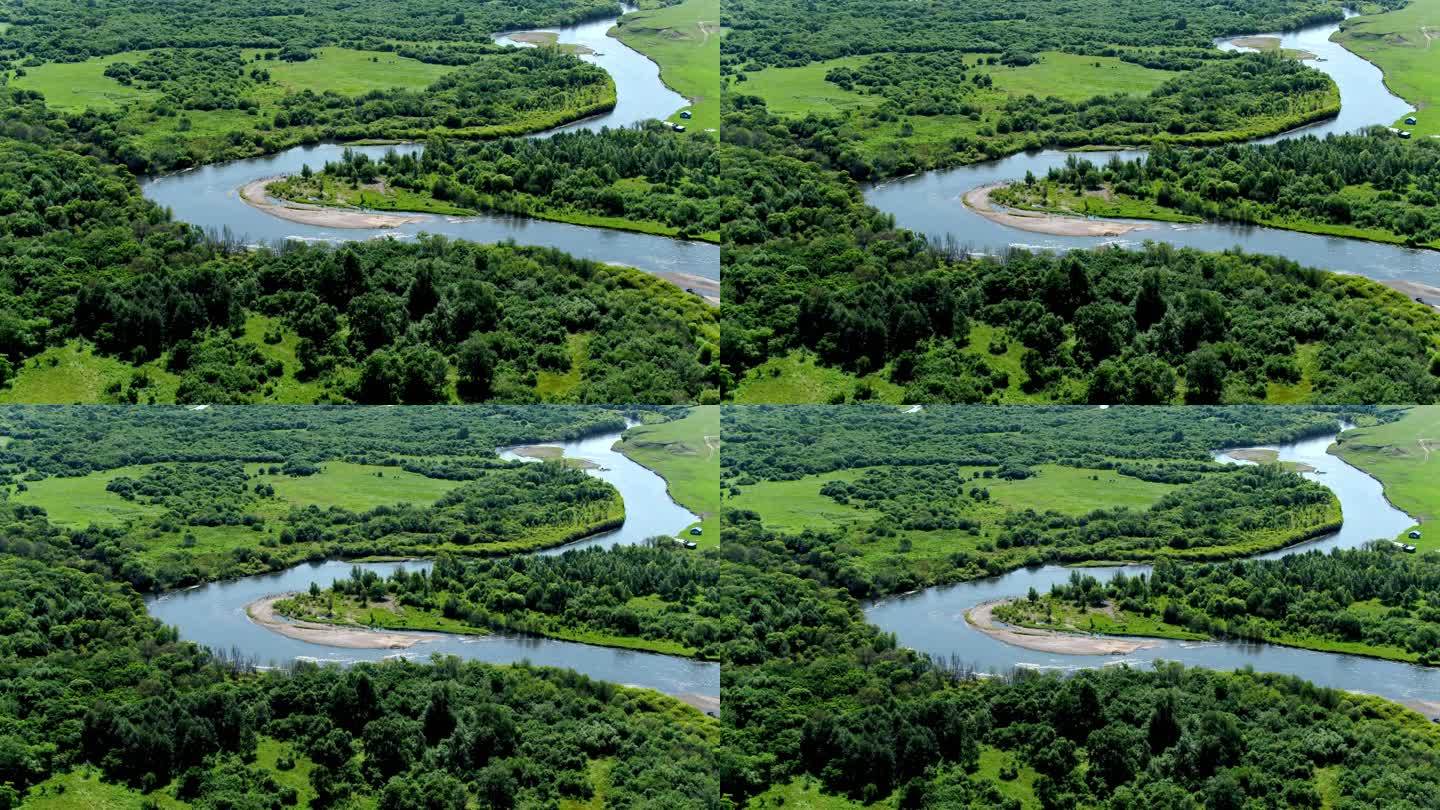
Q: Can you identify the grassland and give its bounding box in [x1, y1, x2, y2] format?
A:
[1336, 0, 1440, 137]
[739, 51, 1174, 164]
[613, 0, 720, 131]
[1332, 405, 1440, 549]
[10, 458, 622, 579]
[616, 406, 719, 547]
[727, 461, 1180, 582]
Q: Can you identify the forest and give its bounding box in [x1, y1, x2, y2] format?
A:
[719, 98, 1440, 405]
[717, 508, 1440, 808]
[0, 95, 719, 405]
[1007, 546, 1440, 664]
[270, 124, 722, 242]
[0, 559, 718, 808]
[721, 405, 1387, 595]
[996, 132, 1440, 249]
[277, 543, 726, 659]
[0, 405, 671, 590]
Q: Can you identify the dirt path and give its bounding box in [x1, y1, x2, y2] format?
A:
[247, 593, 431, 649]
[964, 599, 1162, 655]
[676, 693, 720, 716]
[703, 435, 719, 459]
[240, 177, 427, 229]
[963, 184, 1154, 237]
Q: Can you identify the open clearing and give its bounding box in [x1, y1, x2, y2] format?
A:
[613, 0, 720, 130]
[617, 406, 719, 546]
[1332, 406, 1440, 549]
[964, 183, 1154, 237]
[1336, 0, 1437, 136]
[966, 599, 1163, 654]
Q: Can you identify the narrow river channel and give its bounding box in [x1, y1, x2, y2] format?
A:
[139, 7, 719, 287]
[864, 425, 1440, 708]
[145, 423, 720, 704]
[863, 13, 1440, 292]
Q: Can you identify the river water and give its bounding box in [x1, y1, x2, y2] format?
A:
[138, 9, 718, 284]
[863, 14, 1440, 290]
[864, 426, 1440, 706]
[145, 424, 719, 701]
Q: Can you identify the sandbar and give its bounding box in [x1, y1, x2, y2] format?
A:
[964, 599, 1161, 655]
[240, 177, 426, 229]
[963, 183, 1153, 237]
[247, 592, 430, 649]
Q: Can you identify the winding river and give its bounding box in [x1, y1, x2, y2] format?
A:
[139, 7, 719, 290]
[145, 423, 720, 705]
[863, 12, 1440, 293]
[865, 425, 1440, 709]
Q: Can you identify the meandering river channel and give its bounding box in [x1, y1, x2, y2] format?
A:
[139, 8, 719, 293]
[145, 423, 720, 706]
[865, 424, 1440, 709]
[863, 13, 1440, 294]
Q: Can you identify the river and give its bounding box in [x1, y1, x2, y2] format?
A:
[138, 7, 718, 288]
[864, 425, 1440, 708]
[145, 422, 720, 704]
[863, 12, 1440, 293]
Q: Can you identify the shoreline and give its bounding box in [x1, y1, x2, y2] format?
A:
[246, 593, 434, 649]
[962, 183, 1154, 237]
[964, 599, 1162, 655]
[239, 177, 427, 229]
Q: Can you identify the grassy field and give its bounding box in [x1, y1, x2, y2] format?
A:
[739, 51, 1173, 164]
[616, 406, 719, 546]
[1336, 0, 1440, 138]
[1332, 405, 1440, 549]
[612, 0, 721, 131]
[727, 461, 1180, 582]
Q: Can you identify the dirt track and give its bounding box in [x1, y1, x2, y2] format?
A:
[247, 593, 431, 649]
[239, 178, 426, 229]
[963, 184, 1153, 237]
[1384, 279, 1440, 311]
[965, 599, 1162, 655]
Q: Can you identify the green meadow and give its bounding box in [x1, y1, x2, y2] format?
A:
[617, 406, 720, 546]
[1337, 0, 1440, 138]
[613, 0, 721, 131]
[1333, 405, 1440, 549]
[739, 50, 1173, 163]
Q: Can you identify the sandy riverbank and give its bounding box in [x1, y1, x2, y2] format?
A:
[507, 30, 596, 54]
[962, 184, 1154, 237]
[964, 599, 1162, 655]
[510, 445, 600, 469]
[1384, 279, 1440, 311]
[247, 593, 432, 649]
[656, 271, 720, 306]
[239, 178, 427, 229]
[1226, 448, 1318, 472]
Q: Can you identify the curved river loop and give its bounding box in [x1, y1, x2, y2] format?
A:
[146, 423, 720, 708]
[865, 423, 1440, 712]
[139, 6, 719, 297]
[863, 11, 1440, 294]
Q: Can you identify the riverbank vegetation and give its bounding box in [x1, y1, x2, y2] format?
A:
[276, 543, 724, 658]
[1001, 546, 1440, 665]
[995, 133, 1440, 249]
[720, 102, 1440, 404]
[0, 98, 719, 405]
[616, 405, 721, 544]
[722, 405, 1381, 596]
[269, 124, 721, 242]
[718, 507, 1440, 808]
[0, 405, 685, 590]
